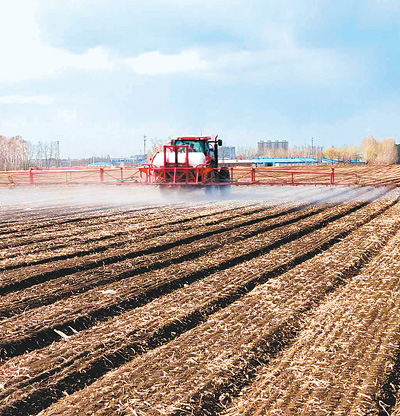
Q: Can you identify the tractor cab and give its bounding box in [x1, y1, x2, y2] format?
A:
[172, 139, 207, 153]
[170, 136, 222, 168]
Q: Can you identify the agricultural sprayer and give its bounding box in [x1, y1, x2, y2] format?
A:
[139, 135, 231, 187]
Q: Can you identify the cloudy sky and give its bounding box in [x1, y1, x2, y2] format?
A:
[0, 0, 399, 158]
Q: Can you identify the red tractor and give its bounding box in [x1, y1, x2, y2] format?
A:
[140, 135, 230, 186]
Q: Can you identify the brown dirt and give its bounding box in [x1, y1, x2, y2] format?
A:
[2, 187, 400, 416]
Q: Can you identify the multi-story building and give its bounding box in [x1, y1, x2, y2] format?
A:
[257, 140, 289, 154]
[219, 146, 236, 160]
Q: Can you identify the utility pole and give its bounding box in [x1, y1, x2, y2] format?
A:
[143, 135, 147, 160]
[311, 137, 314, 159]
[55, 140, 60, 167]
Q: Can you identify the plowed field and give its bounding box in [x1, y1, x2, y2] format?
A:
[2, 186, 400, 416]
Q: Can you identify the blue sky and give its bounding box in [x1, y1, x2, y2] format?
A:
[0, 0, 399, 158]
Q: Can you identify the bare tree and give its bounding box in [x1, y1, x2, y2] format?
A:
[0, 135, 29, 170]
[361, 136, 377, 164]
[0, 137, 61, 169]
[361, 136, 397, 164]
[376, 137, 398, 164]
[236, 146, 257, 159]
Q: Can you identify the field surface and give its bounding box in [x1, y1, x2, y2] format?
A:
[1, 185, 400, 415]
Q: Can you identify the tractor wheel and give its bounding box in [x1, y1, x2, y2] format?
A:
[219, 168, 231, 182]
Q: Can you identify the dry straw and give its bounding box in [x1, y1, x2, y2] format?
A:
[0, 197, 395, 415]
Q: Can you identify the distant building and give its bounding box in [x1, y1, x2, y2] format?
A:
[59, 159, 72, 167]
[257, 140, 288, 154]
[132, 155, 146, 164]
[88, 161, 113, 167]
[219, 146, 236, 160]
[251, 157, 317, 167]
[219, 159, 253, 167]
[86, 156, 145, 167]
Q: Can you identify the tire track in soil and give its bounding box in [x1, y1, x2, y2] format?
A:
[16, 199, 400, 416]
[0, 202, 324, 297]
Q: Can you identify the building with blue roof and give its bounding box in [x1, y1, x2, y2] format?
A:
[251, 157, 318, 166]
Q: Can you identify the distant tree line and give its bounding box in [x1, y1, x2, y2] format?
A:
[237, 136, 398, 164]
[29, 140, 60, 168]
[361, 136, 398, 164]
[322, 145, 360, 163]
[0, 135, 29, 170]
[0, 135, 61, 170]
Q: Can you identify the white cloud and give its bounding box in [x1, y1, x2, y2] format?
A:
[0, 0, 114, 82]
[0, 95, 55, 104]
[123, 45, 352, 86]
[124, 51, 208, 75]
[0, 0, 354, 88]
[208, 47, 351, 86]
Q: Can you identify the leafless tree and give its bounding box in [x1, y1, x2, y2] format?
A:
[361, 136, 397, 164]
[0, 135, 29, 170]
[236, 146, 257, 159]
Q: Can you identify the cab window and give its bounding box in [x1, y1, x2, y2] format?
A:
[175, 140, 205, 153]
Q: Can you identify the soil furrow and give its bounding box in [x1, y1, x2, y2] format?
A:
[0, 203, 216, 250]
[0, 208, 168, 251]
[374, 348, 400, 415]
[24, 200, 400, 416]
[0, 199, 391, 366]
[0, 205, 158, 237]
[222, 226, 400, 416]
[0, 202, 321, 295]
[0, 203, 328, 316]
[0, 203, 333, 357]
[0, 202, 253, 254]
[0, 203, 262, 268]
[1, 199, 398, 415]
